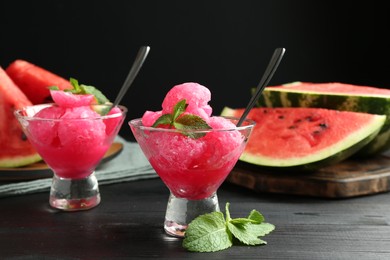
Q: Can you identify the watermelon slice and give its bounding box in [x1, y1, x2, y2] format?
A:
[6, 59, 72, 104]
[221, 107, 386, 171]
[0, 66, 41, 167]
[256, 82, 390, 156]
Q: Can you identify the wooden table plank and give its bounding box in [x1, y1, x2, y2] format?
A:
[0, 179, 390, 259]
[227, 155, 390, 198]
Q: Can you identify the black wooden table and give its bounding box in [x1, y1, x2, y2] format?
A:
[1, 178, 390, 259]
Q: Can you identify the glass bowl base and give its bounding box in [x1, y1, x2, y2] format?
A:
[49, 172, 100, 211]
[164, 192, 220, 237]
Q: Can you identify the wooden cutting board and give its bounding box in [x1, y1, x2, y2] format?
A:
[227, 154, 390, 198]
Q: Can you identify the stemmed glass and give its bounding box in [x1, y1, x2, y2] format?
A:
[15, 104, 127, 211]
[129, 116, 255, 237]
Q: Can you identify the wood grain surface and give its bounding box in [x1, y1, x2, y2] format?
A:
[227, 155, 390, 198]
[1, 178, 390, 259]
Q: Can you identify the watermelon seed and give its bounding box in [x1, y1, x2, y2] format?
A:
[21, 132, 28, 141]
[312, 130, 321, 135]
[278, 115, 284, 119]
[312, 123, 328, 135]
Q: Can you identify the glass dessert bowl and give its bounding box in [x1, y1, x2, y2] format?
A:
[15, 103, 127, 211]
[129, 116, 255, 237]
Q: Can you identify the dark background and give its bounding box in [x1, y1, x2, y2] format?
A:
[1, 0, 389, 139]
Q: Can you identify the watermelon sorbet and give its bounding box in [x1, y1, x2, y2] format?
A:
[16, 90, 126, 179]
[130, 82, 255, 200]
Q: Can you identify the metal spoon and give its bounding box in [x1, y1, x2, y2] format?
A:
[112, 46, 151, 108]
[236, 47, 286, 126]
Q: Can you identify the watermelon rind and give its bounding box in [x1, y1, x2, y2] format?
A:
[255, 82, 390, 156]
[0, 154, 42, 168]
[0, 66, 42, 168]
[221, 106, 386, 172]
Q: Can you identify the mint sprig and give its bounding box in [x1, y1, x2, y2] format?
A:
[182, 202, 275, 252]
[50, 77, 110, 105]
[152, 99, 211, 139]
[69, 77, 110, 105]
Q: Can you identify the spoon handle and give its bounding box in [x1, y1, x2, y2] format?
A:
[236, 47, 285, 126]
[113, 46, 151, 107]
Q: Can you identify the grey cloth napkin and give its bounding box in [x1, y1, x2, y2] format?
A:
[0, 136, 157, 198]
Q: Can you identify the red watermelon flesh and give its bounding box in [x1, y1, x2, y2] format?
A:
[221, 107, 386, 170]
[241, 108, 380, 158]
[0, 66, 41, 167]
[6, 59, 72, 104]
[268, 81, 390, 96]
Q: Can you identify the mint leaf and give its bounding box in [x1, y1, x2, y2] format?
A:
[226, 203, 275, 246]
[49, 86, 60, 90]
[225, 202, 266, 245]
[182, 212, 232, 252]
[227, 220, 274, 246]
[229, 210, 264, 225]
[247, 222, 276, 237]
[152, 114, 173, 128]
[69, 77, 82, 92]
[229, 218, 259, 225]
[225, 202, 232, 222]
[172, 99, 188, 121]
[174, 114, 212, 130]
[151, 99, 211, 138]
[248, 209, 265, 223]
[228, 221, 266, 245]
[183, 202, 275, 253]
[62, 77, 110, 105]
[174, 114, 212, 139]
[80, 84, 110, 104]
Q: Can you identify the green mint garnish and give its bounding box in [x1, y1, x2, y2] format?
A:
[48, 86, 60, 90]
[182, 202, 275, 253]
[152, 99, 211, 139]
[50, 78, 110, 105]
[69, 78, 110, 105]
